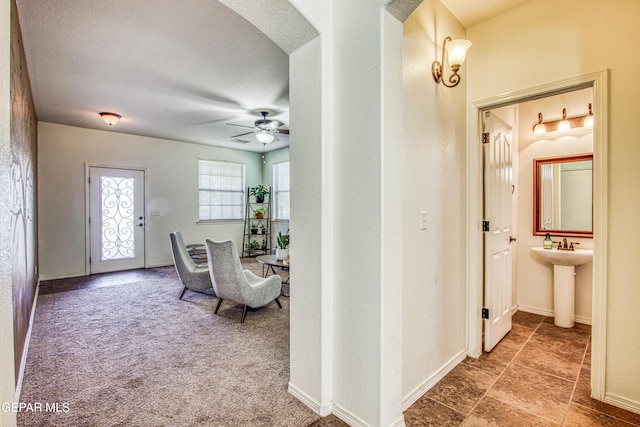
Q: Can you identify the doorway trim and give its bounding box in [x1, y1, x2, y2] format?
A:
[466, 70, 608, 399]
[84, 163, 149, 275]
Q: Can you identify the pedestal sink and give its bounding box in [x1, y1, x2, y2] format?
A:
[531, 247, 593, 328]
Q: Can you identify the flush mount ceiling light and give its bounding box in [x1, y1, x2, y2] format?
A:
[532, 105, 594, 135]
[99, 112, 121, 126]
[432, 36, 472, 88]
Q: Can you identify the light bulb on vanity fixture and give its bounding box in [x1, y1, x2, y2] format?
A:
[533, 113, 547, 135]
[99, 112, 121, 126]
[557, 108, 571, 132]
[583, 103, 594, 128]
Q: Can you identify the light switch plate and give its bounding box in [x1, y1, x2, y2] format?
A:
[420, 211, 427, 230]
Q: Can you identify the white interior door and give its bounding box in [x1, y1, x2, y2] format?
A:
[483, 112, 514, 352]
[89, 167, 146, 274]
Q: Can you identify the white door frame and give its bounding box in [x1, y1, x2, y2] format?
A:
[466, 70, 608, 399]
[85, 163, 149, 274]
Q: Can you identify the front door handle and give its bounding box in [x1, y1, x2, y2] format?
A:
[510, 236, 517, 242]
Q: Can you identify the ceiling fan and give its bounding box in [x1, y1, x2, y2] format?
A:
[227, 111, 289, 144]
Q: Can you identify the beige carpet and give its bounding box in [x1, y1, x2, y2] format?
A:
[18, 264, 317, 426]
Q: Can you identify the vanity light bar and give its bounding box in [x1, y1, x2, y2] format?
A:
[532, 104, 593, 134]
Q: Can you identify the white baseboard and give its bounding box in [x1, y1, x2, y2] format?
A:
[573, 315, 592, 325]
[332, 404, 369, 427]
[402, 349, 467, 411]
[331, 404, 406, 427]
[517, 305, 592, 325]
[146, 262, 173, 269]
[517, 304, 554, 317]
[288, 382, 332, 417]
[605, 392, 640, 415]
[15, 283, 40, 401]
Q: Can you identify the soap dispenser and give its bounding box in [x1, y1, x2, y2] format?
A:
[543, 233, 552, 249]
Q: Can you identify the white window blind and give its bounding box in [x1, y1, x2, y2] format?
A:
[198, 159, 244, 220]
[273, 161, 290, 220]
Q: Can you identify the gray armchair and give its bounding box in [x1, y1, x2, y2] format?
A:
[204, 239, 282, 323]
[170, 231, 214, 299]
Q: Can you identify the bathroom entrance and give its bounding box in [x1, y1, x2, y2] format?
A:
[469, 71, 608, 399]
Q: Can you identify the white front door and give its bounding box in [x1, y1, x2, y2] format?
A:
[483, 112, 514, 352]
[89, 167, 146, 274]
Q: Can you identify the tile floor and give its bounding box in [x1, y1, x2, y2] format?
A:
[314, 311, 640, 426]
[39, 271, 639, 426]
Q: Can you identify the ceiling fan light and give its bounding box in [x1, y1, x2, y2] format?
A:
[256, 130, 275, 144]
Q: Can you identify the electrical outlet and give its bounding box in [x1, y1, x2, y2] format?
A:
[420, 211, 427, 230]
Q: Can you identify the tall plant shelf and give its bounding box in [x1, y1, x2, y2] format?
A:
[242, 187, 271, 257]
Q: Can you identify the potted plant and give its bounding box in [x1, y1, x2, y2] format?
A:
[250, 185, 270, 203]
[253, 207, 266, 219]
[276, 229, 290, 261]
[250, 222, 258, 234]
[245, 241, 260, 250]
[260, 223, 266, 234]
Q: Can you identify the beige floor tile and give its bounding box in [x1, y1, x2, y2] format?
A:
[404, 397, 466, 427]
[487, 363, 573, 424]
[564, 403, 637, 426]
[462, 396, 559, 427]
[512, 311, 545, 329]
[462, 325, 532, 376]
[425, 364, 497, 415]
[513, 335, 584, 381]
[537, 320, 591, 347]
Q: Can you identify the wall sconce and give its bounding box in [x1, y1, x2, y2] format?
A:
[532, 105, 593, 135]
[432, 36, 472, 88]
[99, 112, 121, 126]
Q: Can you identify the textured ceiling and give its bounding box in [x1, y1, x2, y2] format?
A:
[16, 0, 530, 152]
[16, 0, 293, 152]
[440, 0, 533, 27]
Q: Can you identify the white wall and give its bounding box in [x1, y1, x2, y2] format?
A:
[402, 0, 468, 405]
[468, 0, 640, 410]
[37, 122, 262, 279]
[515, 90, 593, 322]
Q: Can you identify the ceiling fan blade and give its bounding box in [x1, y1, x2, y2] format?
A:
[230, 131, 253, 138]
[275, 128, 289, 135]
[226, 123, 254, 129]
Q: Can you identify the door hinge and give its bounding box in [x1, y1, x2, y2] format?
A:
[89, 256, 92, 264]
[482, 220, 490, 232]
[482, 308, 489, 319]
[482, 132, 489, 144]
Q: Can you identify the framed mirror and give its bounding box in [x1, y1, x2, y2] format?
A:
[533, 154, 593, 237]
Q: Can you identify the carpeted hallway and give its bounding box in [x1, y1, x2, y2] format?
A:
[18, 261, 315, 426]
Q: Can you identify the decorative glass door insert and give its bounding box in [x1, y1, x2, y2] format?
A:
[89, 167, 145, 274]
